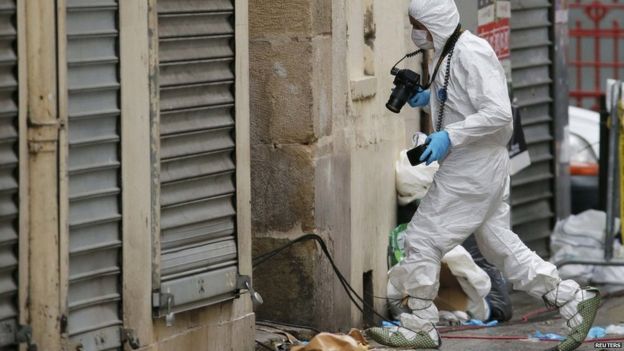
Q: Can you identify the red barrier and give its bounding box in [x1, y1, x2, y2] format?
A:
[569, 0, 624, 110]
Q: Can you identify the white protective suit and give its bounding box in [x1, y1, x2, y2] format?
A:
[389, 0, 591, 338]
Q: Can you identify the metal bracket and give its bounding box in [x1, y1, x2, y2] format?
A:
[15, 325, 37, 351]
[237, 275, 263, 306]
[121, 328, 141, 350]
[153, 291, 176, 327]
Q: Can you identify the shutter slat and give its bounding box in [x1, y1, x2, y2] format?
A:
[161, 238, 237, 278]
[158, 0, 233, 14]
[161, 105, 234, 136]
[159, 12, 234, 39]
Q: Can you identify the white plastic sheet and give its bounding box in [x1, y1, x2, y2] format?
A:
[550, 210, 624, 283]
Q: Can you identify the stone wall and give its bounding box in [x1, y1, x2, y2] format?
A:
[250, 0, 421, 331]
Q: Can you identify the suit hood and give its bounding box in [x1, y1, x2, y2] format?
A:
[409, 0, 460, 56]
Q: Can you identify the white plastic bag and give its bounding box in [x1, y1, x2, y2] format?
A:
[606, 324, 624, 335]
[395, 150, 439, 206]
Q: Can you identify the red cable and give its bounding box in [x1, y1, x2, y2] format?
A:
[442, 335, 527, 341]
[520, 307, 554, 322]
[442, 335, 624, 343]
[439, 290, 624, 341]
[439, 325, 493, 333]
[518, 289, 624, 323]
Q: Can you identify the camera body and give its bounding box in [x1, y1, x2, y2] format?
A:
[386, 67, 422, 114]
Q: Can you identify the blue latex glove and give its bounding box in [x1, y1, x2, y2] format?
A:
[462, 319, 498, 327]
[587, 327, 606, 339]
[420, 131, 451, 165]
[408, 88, 430, 108]
[532, 331, 565, 341]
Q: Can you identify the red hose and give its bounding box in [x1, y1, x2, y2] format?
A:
[520, 307, 555, 322]
[442, 335, 624, 343]
[442, 335, 527, 341]
[519, 288, 624, 323]
[439, 290, 624, 342]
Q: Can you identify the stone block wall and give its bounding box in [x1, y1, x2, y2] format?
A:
[250, 0, 420, 331]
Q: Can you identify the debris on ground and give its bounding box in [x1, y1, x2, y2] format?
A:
[255, 323, 303, 351]
[587, 326, 607, 339]
[257, 289, 624, 350]
[257, 320, 319, 341]
[462, 319, 498, 327]
[290, 330, 368, 351]
[530, 330, 564, 341]
[606, 324, 624, 335]
[438, 311, 465, 326]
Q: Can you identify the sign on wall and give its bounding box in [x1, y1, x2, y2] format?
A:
[477, 18, 510, 59]
[477, 0, 512, 82]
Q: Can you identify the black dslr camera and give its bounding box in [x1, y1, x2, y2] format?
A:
[386, 67, 422, 113]
[386, 50, 425, 114]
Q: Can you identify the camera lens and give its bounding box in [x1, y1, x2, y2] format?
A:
[386, 100, 402, 114]
[386, 85, 410, 114]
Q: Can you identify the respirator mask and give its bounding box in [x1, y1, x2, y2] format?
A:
[411, 29, 434, 50]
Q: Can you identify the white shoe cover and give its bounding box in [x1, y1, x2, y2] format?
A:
[544, 280, 597, 330]
[400, 305, 440, 345]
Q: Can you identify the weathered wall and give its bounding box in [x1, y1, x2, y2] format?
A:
[250, 0, 420, 330]
[22, 0, 256, 349]
[249, 0, 338, 329]
[138, 299, 254, 351]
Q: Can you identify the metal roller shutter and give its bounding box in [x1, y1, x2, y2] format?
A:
[510, 0, 555, 257]
[154, 0, 239, 316]
[0, 0, 19, 347]
[66, 0, 122, 349]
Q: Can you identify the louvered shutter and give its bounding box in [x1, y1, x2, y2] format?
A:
[154, 0, 239, 316]
[66, 0, 123, 349]
[0, 0, 19, 347]
[510, 0, 556, 257]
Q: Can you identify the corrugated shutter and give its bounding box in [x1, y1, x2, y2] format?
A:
[155, 0, 239, 316]
[510, 0, 555, 257]
[0, 0, 19, 347]
[66, 0, 122, 349]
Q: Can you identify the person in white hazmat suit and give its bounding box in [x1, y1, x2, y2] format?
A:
[367, 1, 601, 350]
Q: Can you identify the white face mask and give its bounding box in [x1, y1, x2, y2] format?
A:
[411, 29, 434, 50]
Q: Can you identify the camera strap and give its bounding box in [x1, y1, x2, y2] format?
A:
[424, 24, 464, 132]
[424, 24, 463, 90]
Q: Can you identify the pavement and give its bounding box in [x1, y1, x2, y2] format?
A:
[371, 286, 624, 351]
[256, 285, 624, 351]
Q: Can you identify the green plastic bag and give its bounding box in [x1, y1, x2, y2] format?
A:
[388, 224, 408, 268]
